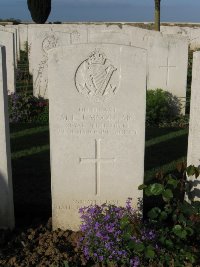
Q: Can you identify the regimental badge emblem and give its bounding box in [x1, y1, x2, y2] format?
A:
[75, 49, 120, 101]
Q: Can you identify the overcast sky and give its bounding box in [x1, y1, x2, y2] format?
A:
[0, 0, 200, 22]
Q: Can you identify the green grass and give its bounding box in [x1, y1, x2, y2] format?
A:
[145, 127, 188, 181]
[10, 123, 189, 226]
[10, 123, 51, 227]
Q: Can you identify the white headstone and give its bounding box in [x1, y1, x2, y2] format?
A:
[0, 45, 15, 229]
[89, 25, 188, 113]
[5, 25, 20, 61]
[28, 24, 87, 98]
[48, 43, 147, 230]
[0, 26, 18, 66]
[161, 25, 200, 51]
[28, 24, 52, 74]
[146, 34, 188, 112]
[161, 26, 191, 41]
[0, 31, 16, 93]
[187, 51, 200, 201]
[189, 28, 200, 50]
[88, 24, 131, 45]
[18, 24, 28, 51]
[28, 24, 188, 107]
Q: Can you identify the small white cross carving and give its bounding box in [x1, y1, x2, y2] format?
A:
[159, 45, 176, 88]
[80, 139, 116, 195]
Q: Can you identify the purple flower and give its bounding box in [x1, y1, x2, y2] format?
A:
[130, 257, 140, 267]
[98, 255, 104, 262]
[78, 199, 156, 265]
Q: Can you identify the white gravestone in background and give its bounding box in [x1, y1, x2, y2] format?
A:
[5, 25, 20, 61]
[0, 31, 16, 94]
[89, 25, 188, 113]
[161, 25, 200, 51]
[28, 25, 87, 98]
[28, 24, 187, 108]
[189, 28, 200, 51]
[146, 34, 188, 112]
[0, 45, 15, 229]
[0, 26, 18, 66]
[48, 44, 147, 230]
[187, 51, 200, 201]
[18, 24, 28, 51]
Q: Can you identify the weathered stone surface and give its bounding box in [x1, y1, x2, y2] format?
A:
[18, 24, 28, 51]
[5, 25, 20, 60]
[145, 34, 188, 112]
[89, 25, 188, 113]
[48, 43, 147, 230]
[88, 24, 131, 45]
[189, 28, 200, 50]
[28, 24, 88, 98]
[0, 25, 18, 66]
[28, 24, 53, 74]
[28, 24, 188, 108]
[187, 51, 200, 201]
[0, 45, 15, 229]
[161, 25, 200, 51]
[0, 30, 16, 93]
[161, 26, 191, 39]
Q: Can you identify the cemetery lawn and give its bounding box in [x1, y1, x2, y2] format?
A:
[10, 123, 188, 227]
[0, 123, 189, 267]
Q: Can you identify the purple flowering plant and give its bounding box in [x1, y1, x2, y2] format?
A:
[8, 92, 48, 123]
[78, 198, 158, 266]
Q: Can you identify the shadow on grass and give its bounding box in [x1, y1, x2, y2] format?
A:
[12, 149, 51, 228]
[10, 128, 49, 152]
[145, 127, 182, 141]
[143, 127, 189, 217]
[145, 128, 188, 181]
[145, 129, 188, 173]
[10, 123, 48, 134]
[10, 123, 51, 228]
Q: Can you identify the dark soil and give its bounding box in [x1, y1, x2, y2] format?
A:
[0, 218, 91, 267]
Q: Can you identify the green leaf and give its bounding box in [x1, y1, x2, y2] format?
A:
[134, 242, 145, 252]
[162, 189, 173, 202]
[149, 183, 164, 196]
[120, 216, 129, 229]
[185, 227, 194, 236]
[127, 240, 135, 250]
[172, 225, 187, 239]
[185, 252, 196, 264]
[159, 211, 168, 221]
[123, 232, 131, 241]
[148, 207, 161, 220]
[144, 187, 152, 196]
[165, 239, 173, 249]
[167, 176, 179, 188]
[186, 165, 196, 177]
[128, 240, 145, 252]
[145, 246, 155, 259]
[138, 184, 147, 190]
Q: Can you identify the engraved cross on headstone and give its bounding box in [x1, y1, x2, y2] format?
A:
[80, 139, 116, 195]
[159, 46, 176, 88]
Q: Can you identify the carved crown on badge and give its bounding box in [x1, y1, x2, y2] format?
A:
[87, 49, 106, 65]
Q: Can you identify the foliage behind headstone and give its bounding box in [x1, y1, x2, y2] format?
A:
[146, 89, 181, 126]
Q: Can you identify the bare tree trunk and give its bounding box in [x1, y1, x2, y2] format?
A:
[154, 0, 161, 31]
